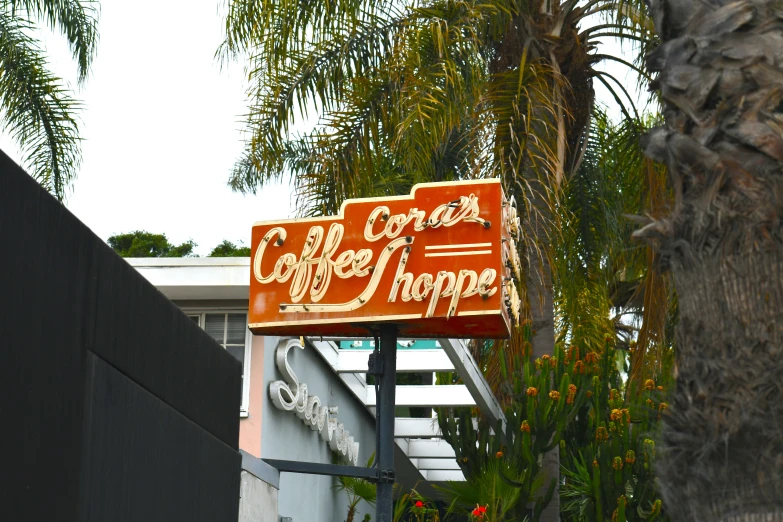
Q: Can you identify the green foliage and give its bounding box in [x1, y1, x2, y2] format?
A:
[408, 489, 441, 522]
[439, 459, 529, 521]
[107, 231, 197, 258]
[218, 0, 670, 403]
[335, 461, 445, 522]
[0, 0, 98, 200]
[390, 487, 441, 522]
[107, 233, 257, 259]
[219, 0, 649, 219]
[436, 324, 598, 521]
[435, 334, 670, 522]
[208, 240, 251, 257]
[554, 110, 676, 387]
[560, 344, 670, 522]
[335, 454, 376, 522]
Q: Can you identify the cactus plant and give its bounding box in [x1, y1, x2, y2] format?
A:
[437, 323, 596, 521]
[560, 343, 669, 522]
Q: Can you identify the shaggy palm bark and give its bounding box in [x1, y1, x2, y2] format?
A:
[494, 5, 595, 520]
[526, 213, 559, 522]
[639, 1, 783, 520]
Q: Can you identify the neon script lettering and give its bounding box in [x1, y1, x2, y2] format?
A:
[269, 339, 360, 465]
[253, 194, 500, 319]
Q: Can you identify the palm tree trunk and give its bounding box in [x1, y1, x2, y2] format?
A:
[528, 253, 559, 522]
[525, 182, 560, 522]
[640, 1, 783, 520]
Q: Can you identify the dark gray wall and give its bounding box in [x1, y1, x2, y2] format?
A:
[0, 150, 243, 522]
[261, 336, 377, 522]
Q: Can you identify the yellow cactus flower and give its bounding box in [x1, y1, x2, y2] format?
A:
[625, 450, 636, 465]
[566, 384, 577, 405]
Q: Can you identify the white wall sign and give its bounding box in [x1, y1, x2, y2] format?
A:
[269, 338, 360, 465]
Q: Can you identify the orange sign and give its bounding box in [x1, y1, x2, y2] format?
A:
[248, 180, 521, 338]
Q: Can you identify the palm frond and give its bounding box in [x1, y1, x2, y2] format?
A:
[554, 109, 674, 364]
[437, 458, 529, 520]
[627, 155, 674, 391]
[560, 453, 595, 522]
[335, 475, 377, 507]
[586, 0, 659, 104]
[9, 0, 98, 82]
[221, 0, 396, 57]
[554, 109, 615, 351]
[232, 7, 411, 194]
[0, 11, 82, 200]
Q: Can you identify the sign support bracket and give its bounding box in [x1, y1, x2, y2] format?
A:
[261, 459, 379, 481]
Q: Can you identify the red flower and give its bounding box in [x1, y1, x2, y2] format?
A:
[415, 500, 424, 508]
[471, 505, 487, 518]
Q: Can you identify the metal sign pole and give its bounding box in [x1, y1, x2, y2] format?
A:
[376, 323, 398, 521]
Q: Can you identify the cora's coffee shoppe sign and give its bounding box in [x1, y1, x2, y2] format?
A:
[249, 179, 521, 338]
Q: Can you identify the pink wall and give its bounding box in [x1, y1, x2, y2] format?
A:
[238, 335, 264, 456]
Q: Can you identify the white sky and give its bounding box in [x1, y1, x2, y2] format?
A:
[0, 0, 295, 256]
[0, 1, 647, 256]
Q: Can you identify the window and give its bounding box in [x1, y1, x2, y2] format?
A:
[187, 311, 252, 416]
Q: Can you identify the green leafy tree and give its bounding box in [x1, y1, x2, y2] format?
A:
[108, 231, 197, 258]
[208, 239, 251, 257]
[638, 1, 783, 521]
[0, 0, 98, 200]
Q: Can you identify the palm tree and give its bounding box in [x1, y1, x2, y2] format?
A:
[637, 1, 783, 521]
[556, 109, 677, 393]
[221, 1, 650, 519]
[0, 0, 98, 201]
